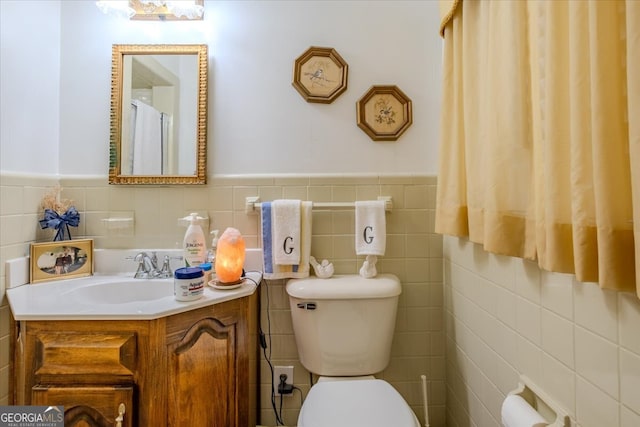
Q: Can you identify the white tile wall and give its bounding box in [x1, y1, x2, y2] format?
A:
[618, 293, 640, 354]
[444, 236, 640, 427]
[540, 309, 574, 368]
[619, 349, 640, 414]
[574, 282, 619, 342]
[576, 376, 619, 427]
[621, 404, 640, 427]
[575, 326, 619, 399]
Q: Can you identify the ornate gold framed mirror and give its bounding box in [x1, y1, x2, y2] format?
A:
[109, 44, 208, 185]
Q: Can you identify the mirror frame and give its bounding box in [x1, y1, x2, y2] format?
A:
[109, 44, 208, 185]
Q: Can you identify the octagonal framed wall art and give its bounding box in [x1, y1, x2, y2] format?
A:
[292, 46, 349, 104]
[356, 85, 413, 141]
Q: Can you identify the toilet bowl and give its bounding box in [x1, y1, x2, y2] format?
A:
[297, 376, 420, 427]
[286, 275, 420, 427]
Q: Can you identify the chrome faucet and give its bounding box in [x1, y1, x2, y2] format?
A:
[129, 252, 182, 279]
[127, 252, 183, 279]
[133, 252, 159, 279]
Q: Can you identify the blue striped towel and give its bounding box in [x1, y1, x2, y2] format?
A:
[261, 201, 312, 279]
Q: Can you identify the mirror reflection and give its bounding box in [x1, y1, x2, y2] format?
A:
[109, 44, 207, 185]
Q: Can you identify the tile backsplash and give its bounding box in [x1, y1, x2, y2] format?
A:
[0, 173, 443, 427]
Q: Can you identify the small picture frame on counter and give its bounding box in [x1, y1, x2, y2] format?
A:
[30, 239, 94, 283]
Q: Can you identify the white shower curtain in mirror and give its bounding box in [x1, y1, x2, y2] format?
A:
[130, 99, 166, 175]
[436, 0, 640, 296]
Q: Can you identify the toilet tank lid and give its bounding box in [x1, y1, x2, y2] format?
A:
[286, 274, 401, 299]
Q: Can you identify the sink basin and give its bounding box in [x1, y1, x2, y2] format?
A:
[7, 271, 262, 320]
[6, 248, 263, 320]
[67, 279, 173, 304]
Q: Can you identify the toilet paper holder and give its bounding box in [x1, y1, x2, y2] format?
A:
[508, 375, 570, 427]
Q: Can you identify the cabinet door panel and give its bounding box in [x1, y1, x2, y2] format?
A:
[32, 386, 133, 427]
[34, 332, 136, 383]
[168, 317, 236, 427]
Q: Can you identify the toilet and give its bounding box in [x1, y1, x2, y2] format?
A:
[286, 274, 420, 427]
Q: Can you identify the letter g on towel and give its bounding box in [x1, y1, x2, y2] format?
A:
[363, 226, 375, 244]
[283, 236, 295, 254]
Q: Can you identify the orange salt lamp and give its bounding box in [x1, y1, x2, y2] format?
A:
[214, 227, 245, 284]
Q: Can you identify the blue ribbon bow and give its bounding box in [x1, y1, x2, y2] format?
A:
[39, 207, 80, 241]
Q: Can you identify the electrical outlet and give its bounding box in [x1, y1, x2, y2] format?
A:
[273, 365, 294, 397]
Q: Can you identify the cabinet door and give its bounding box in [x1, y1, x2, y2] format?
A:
[32, 386, 133, 427]
[167, 317, 237, 427]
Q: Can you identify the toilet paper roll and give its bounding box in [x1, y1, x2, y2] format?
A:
[501, 394, 548, 427]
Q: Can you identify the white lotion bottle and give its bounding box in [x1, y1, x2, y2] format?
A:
[182, 213, 206, 267]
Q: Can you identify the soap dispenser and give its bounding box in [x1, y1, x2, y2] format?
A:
[207, 229, 219, 265]
[182, 213, 206, 267]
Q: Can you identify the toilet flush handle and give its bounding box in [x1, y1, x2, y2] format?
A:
[297, 302, 317, 310]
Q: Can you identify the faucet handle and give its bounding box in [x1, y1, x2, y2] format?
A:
[158, 255, 172, 278]
[157, 255, 183, 278]
[126, 252, 148, 261]
[133, 257, 149, 279]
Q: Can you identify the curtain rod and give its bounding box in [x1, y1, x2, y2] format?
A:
[245, 196, 393, 214]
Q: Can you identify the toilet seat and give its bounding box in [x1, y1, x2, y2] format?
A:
[297, 378, 420, 427]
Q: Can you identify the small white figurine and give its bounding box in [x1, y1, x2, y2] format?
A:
[309, 256, 334, 279]
[359, 255, 378, 278]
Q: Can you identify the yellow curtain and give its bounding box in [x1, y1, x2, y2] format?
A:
[436, 0, 640, 296]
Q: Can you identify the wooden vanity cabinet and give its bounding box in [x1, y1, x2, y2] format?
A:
[32, 386, 133, 427]
[12, 292, 258, 427]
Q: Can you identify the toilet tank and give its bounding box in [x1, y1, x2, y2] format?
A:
[286, 274, 401, 376]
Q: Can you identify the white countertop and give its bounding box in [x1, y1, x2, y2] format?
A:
[7, 271, 262, 321]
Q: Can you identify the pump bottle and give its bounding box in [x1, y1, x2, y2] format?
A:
[182, 213, 206, 267]
[207, 230, 219, 265]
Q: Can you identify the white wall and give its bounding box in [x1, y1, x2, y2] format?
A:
[1, 0, 442, 177]
[0, 0, 61, 175]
